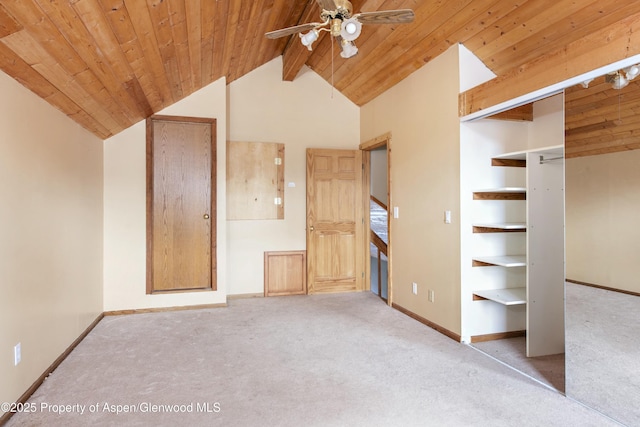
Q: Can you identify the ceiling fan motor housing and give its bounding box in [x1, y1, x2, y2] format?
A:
[321, 0, 353, 21]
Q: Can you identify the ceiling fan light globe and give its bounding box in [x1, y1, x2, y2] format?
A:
[340, 40, 358, 58]
[299, 29, 319, 51]
[340, 18, 362, 42]
[625, 64, 640, 80]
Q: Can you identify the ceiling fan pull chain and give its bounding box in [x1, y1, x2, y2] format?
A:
[331, 35, 335, 99]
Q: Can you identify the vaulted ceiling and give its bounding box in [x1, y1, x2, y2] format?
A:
[565, 76, 640, 158]
[0, 0, 639, 140]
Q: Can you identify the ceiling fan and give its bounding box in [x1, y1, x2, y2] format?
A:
[265, 0, 415, 59]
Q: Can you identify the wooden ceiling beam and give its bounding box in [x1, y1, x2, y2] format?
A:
[281, 0, 320, 81]
[459, 12, 640, 117]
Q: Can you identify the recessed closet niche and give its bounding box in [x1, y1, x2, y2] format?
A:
[460, 94, 565, 373]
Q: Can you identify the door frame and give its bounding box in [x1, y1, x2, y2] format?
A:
[146, 115, 217, 294]
[360, 132, 393, 306]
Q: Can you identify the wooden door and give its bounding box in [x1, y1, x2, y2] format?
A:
[147, 115, 216, 293]
[306, 149, 364, 293]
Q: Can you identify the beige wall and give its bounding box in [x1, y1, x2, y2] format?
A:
[103, 57, 359, 303]
[566, 150, 640, 293]
[103, 78, 228, 310]
[360, 45, 462, 334]
[226, 57, 360, 296]
[0, 72, 103, 411]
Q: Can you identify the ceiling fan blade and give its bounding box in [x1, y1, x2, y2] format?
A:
[265, 23, 320, 39]
[354, 9, 415, 25]
[316, 0, 337, 11]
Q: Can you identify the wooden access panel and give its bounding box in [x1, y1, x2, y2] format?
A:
[227, 141, 284, 220]
[264, 251, 307, 296]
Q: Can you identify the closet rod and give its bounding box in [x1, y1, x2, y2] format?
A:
[539, 155, 564, 164]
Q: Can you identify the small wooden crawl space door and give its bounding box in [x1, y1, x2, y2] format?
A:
[146, 115, 216, 293]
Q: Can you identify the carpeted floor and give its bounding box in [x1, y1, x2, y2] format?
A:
[5, 292, 621, 426]
[472, 336, 565, 392]
[565, 282, 640, 427]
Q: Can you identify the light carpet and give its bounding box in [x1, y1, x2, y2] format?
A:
[6, 292, 620, 426]
[565, 282, 640, 427]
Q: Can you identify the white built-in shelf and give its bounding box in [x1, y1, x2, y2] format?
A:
[475, 187, 526, 193]
[473, 287, 526, 305]
[473, 188, 526, 200]
[472, 255, 526, 267]
[472, 222, 526, 233]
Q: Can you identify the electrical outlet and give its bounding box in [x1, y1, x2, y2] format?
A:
[428, 290, 435, 303]
[14, 343, 21, 366]
[412, 282, 418, 295]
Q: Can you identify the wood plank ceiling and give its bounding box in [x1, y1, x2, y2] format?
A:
[565, 76, 640, 158]
[0, 0, 639, 140]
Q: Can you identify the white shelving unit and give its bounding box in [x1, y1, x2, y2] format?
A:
[473, 287, 526, 305]
[471, 222, 526, 231]
[474, 187, 526, 193]
[470, 145, 565, 357]
[472, 255, 526, 267]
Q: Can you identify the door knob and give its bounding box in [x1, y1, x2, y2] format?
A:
[203, 214, 210, 219]
[309, 225, 314, 231]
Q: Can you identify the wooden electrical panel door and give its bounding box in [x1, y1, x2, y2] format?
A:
[227, 141, 284, 220]
[306, 149, 364, 294]
[264, 251, 307, 296]
[147, 115, 217, 293]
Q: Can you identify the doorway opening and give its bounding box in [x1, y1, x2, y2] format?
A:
[361, 133, 392, 305]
